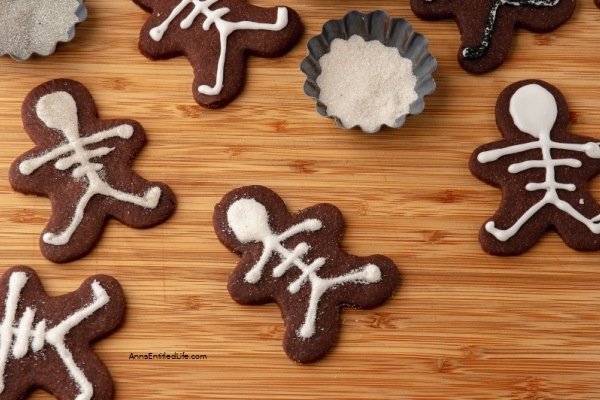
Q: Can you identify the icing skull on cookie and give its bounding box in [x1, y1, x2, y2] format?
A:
[0, 266, 124, 400]
[411, 0, 575, 73]
[213, 186, 400, 363]
[9, 79, 176, 263]
[134, 0, 302, 108]
[470, 80, 600, 255]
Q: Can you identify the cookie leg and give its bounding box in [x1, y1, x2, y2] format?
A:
[485, 197, 549, 241]
[554, 199, 600, 234]
[198, 9, 289, 96]
[298, 264, 381, 338]
[43, 189, 96, 245]
[198, 29, 229, 96]
[462, 0, 503, 59]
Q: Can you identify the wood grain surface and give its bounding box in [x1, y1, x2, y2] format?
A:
[1, 0, 600, 399]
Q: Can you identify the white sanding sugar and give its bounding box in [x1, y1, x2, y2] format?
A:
[0, 0, 81, 60]
[317, 35, 418, 132]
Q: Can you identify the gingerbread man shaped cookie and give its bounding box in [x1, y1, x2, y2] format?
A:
[214, 186, 400, 363]
[134, 0, 302, 108]
[0, 266, 125, 400]
[9, 79, 176, 263]
[470, 80, 600, 255]
[411, 0, 575, 73]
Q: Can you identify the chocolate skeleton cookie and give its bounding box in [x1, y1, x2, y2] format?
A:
[470, 80, 600, 255]
[410, 0, 575, 73]
[0, 266, 125, 399]
[9, 79, 176, 263]
[134, 0, 302, 109]
[213, 186, 400, 363]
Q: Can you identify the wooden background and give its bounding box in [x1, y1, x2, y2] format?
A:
[1, 0, 599, 398]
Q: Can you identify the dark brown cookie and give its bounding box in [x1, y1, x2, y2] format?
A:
[410, 0, 575, 73]
[470, 79, 600, 255]
[0, 265, 125, 399]
[9, 79, 176, 263]
[213, 185, 400, 363]
[134, 0, 303, 109]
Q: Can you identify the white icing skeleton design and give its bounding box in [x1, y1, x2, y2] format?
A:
[477, 83, 600, 241]
[0, 271, 110, 400]
[18, 91, 161, 246]
[149, 0, 288, 95]
[227, 198, 382, 338]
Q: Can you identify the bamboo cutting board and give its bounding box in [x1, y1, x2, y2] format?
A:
[1, 0, 600, 398]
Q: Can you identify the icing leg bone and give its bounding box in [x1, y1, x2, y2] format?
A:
[18, 91, 162, 246]
[226, 198, 382, 339]
[149, 0, 288, 96]
[477, 83, 600, 242]
[0, 271, 111, 400]
[424, 0, 561, 59]
[462, 0, 560, 59]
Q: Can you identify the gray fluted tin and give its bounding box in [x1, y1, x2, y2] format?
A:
[3, 0, 88, 61]
[301, 10, 437, 133]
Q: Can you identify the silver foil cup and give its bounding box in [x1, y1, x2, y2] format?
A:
[301, 10, 437, 133]
[2, 0, 88, 61]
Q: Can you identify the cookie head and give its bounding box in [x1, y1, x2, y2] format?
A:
[227, 198, 275, 243]
[495, 79, 569, 142]
[214, 186, 400, 363]
[508, 83, 558, 138]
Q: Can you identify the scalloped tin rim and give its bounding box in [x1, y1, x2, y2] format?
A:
[2, 0, 87, 61]
[301, 10, 437, 133]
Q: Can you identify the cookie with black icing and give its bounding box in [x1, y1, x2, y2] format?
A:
[470, 79, 600, 255]
[410, 0, 575, 73]
[9, 79, 176, 263]
[134, 0, 303, 109]
[213, 185, 400, 363]
[0, 265, 125, 399]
